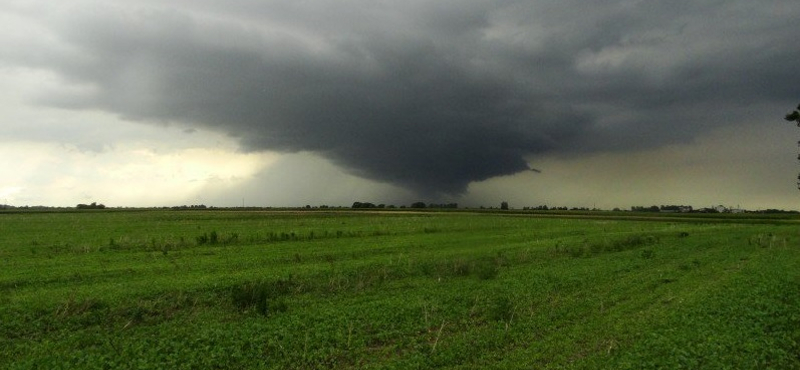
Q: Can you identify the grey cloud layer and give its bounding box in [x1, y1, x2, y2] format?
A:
[4, 0, 799, 195]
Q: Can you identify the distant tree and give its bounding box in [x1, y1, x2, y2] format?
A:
[786, 103, 800, 191]
[410, 202, 426, 209]
[500, 201, 509, 210]
[786, 103, 800, 126]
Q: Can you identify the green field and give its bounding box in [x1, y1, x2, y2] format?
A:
[2, 210, 799, 369]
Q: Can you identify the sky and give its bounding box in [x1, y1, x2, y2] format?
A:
[1, 0, 799, 210]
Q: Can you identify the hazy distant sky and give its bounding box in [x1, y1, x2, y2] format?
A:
[2, 0, 799, 209]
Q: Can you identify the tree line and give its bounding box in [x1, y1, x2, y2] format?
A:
[76, 202, 106, 209]
[351, 202, 458, 209]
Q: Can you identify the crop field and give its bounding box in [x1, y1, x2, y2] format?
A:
[2, 209, 800, 369]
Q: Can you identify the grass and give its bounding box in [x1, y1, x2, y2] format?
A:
[1, 209, 799, 368]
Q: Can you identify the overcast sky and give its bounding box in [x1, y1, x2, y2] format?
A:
[2, 0, 799, 209]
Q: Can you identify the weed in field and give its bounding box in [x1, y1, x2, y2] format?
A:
[568, 245, 585, 258]
[195, 230, 241, 246]
[418, 261, 435, 277]
[556, 234, 661, 259]
[516, 249, 531, 263]
[431, 320, 447, 353]
[230, 279, 293, 316]
[452, 258, 471, 276]
[749, 233, 786, 248]
[474, 258, 500, 280]
[589, 241, 605, 255]
[609, 234, 658, 252]
[489, 296, 515, 323]
[54, 296, 108, 318]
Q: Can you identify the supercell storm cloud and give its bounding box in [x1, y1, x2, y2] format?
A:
[4, 0, 799, 196]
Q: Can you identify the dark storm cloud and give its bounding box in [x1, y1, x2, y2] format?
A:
[4, 0, 800, 195]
